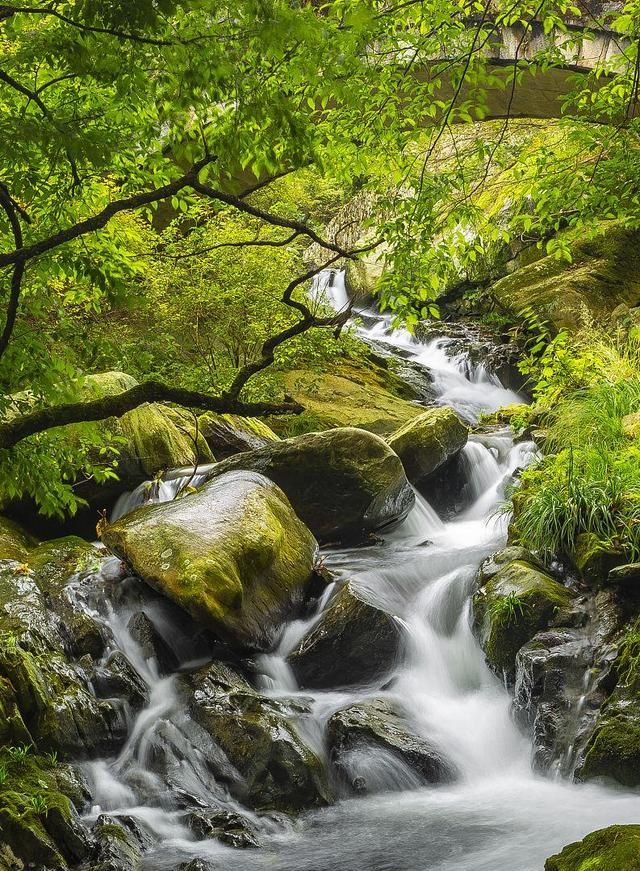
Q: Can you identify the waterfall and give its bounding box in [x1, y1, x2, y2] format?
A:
[72, 268, 640, 871]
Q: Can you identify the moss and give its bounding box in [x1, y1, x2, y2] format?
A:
[101, 470, 318, 650]
[545, 825, 640, 871]
[491, 224, 640, 333]
[0, 518, 37, 563]
[387, 408, 468, 484]
[26, 536, 98, 596]
[273, 362, 423, 437]
[473, 559, 573, 681]
[571, 533, 624, 584]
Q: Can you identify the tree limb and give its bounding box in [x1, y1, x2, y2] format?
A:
[0, 382, 302, 450]
[0, 183, 25, 361]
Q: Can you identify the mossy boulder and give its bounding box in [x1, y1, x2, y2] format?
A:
[545, 826, 640, 871]
[198, 412, 279, 459]
[491, 225, 640, 332]
[328, 698, 455, 792]
[473, 558, 573, 683]
[0, 561, 125, 757]
[288, 582, 402, 689]
[0, 747, 89, 870]
[101, 470, 318, 651]
[188, 662, 332, 813]
[578, 619, 640, 786]
[572, 532, 625, 584]
[76, 371, 214, 496]
[276, 363, 424, 437]
[203, 427, 414, 543]
[0, 518, 37, 563]
[387, 408, 468, 486]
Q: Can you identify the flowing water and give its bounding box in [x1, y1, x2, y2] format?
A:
[75, 270, 640, 870]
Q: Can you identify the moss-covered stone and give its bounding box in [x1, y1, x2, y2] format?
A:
[199, 412, 279, 459]
[572, 532, 625, 584]
[101, 470, 318, 650]
[545, 825, 640, 871]
[188, 662, 332, 813]
[203, 427, 414, 543]
[491, 225, 640, 332]
[473, 558, 573, 683]
[387, 408, 468, 485]
[275, 363, 424, 437]
[77, 371, 214, 490]
[288, 582, 402, 689]
[578, 619, 640, 786]
[0, 519, 37, 563]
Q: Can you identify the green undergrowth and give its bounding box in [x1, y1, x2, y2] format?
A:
[507, 324, 640, 568]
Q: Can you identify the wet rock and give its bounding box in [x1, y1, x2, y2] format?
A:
[545, 825, 640, 871]
[288, 583, 402, 689]
[202, 427, 415, 543]
[0, 844, 23, 871]
[328, 698, 455, 791]
[473, 558, 574, 684]
[513, 628, 594, 774]
[478, 546, 548, 584]
[571, 532, 625, 584]
[606, 562, 640, 586]
[198, 412, 279, 459]
[187, 809, 261, 847]
[387, 408, 468, 486]
[0, 516, 37, 562]
[177, 861, 217, 871]
[577, 617, 640, 787]
[126, 611, 179, 673]
[27, 536, 106, 659]
[102, 471, 318, 651]
[188, 662, 331, 813]
[92, 814, 151, 871]
[0, 562, 125, 757]
[92, 651, 149, 710]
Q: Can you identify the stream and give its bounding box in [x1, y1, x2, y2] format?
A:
[72, 271, 640, 870]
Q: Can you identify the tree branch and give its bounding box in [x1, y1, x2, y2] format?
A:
[0, 382, 302, 450]
[0, 183, 25, 361]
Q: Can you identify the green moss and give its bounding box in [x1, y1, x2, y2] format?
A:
[545, 825, 640, 871]
[473, 559, 573, 680]
[27, 536, 98, 596]
[387, 407, 468, 483]
[571, 533, 624, 584]
[273, 363, 423, 437]
[0, 518, 37, 563]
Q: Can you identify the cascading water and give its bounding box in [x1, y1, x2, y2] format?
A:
[73, 269, 640, 870]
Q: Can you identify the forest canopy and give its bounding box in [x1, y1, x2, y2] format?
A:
[1, 0, 640, 515]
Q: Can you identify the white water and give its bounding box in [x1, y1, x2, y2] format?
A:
[80, 269, 639, 869]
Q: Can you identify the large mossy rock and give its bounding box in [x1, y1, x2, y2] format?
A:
[277, 364, 424, 437]
[101, 470, 318, 650]
[0, 517, 37, 563]
[288, 582, 402, 689]
[387, 408, 468, 486]
[491, 225, 640, 332]
[198, 412, 279, 459]
[188, 663, 331, 813]
[328, 698, 455, 792]
[545, 826, 640, 871]
[82, 372, 214, 482]
[204, 427, 414, 543]
[473, 556, 573, 683]
[577, 618, 640, 786]
[0, 561, 125, 758]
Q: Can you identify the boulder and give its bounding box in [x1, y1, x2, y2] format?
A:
[606, 562, 640, 586]
[491, 224, 640, 333]
[101, 470, 318, 651]
[328, 698, 455, 792]
[572, 532, 625, 584]
[187, 809, 261, 848]
[387, 408, 468, 486]
[198, 412, 279, 459]
[473, 558, 573, 683]
[72, 372, 214, 502]
[545, 825, 640, 871]
[0, 562, 126, 757]
[288, 582, 402, 689]
[0, 517, 37, 562]
[188, 663, 331, 813]
[91, 813, 151, 871]
[203, 427, 415, 543]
